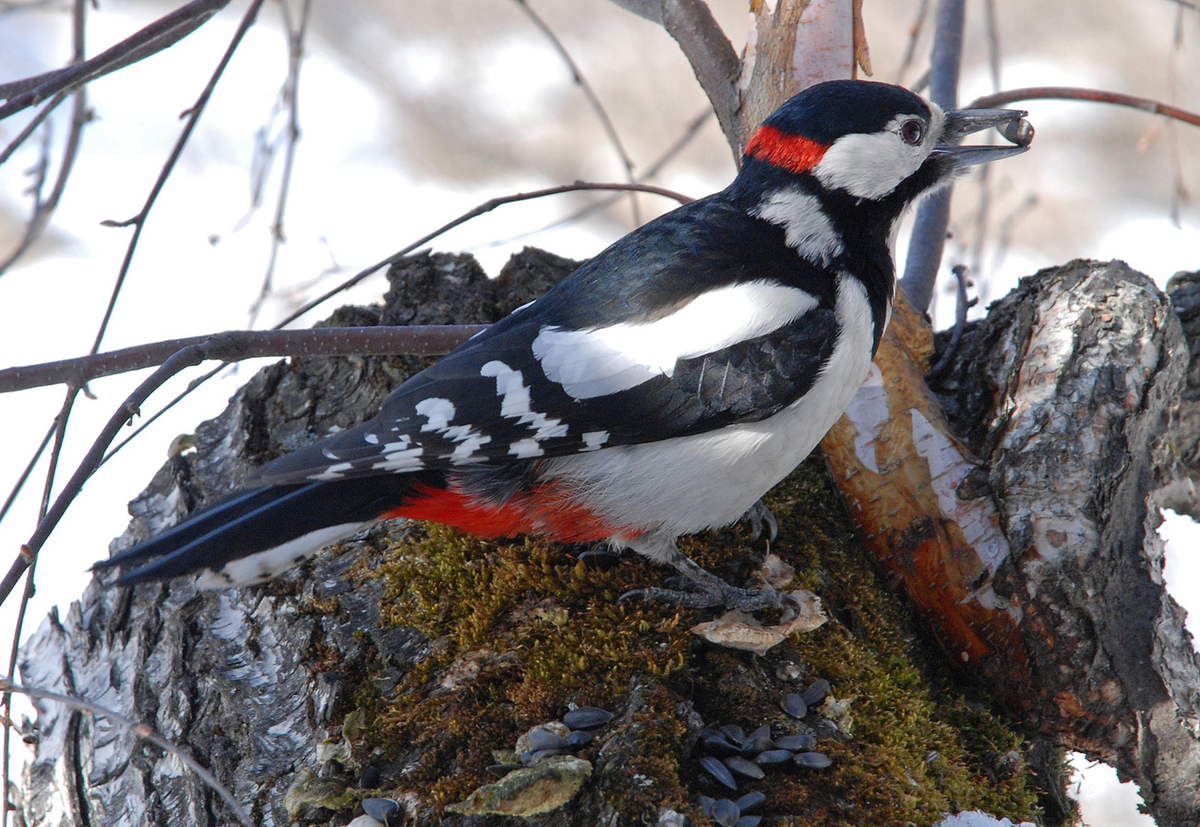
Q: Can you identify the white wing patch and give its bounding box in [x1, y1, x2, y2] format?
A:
[481, 361, 570, 458]
[416, 397, 455, 431]
[752, 189, 844, 265]
[532, 280, 819, 400]
[582, 430, 610, 451]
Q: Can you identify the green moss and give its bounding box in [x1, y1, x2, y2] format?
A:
[317, 456, 1055, 825]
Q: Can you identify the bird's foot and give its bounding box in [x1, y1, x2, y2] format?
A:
[740, 499, 778, 543]
[620, 583, 790, 613]
[619, 552, 796, 614]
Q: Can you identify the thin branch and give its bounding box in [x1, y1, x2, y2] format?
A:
[900, 0, 966, 311]
[1165, 6, 1190, 223]
[247, 0, 314, 326]
[893, 0, 930, 85]
[0, 0, 233, 120]
[604, 0, 739, 152]
[927, 264, 973, 380]
[663, 0, 741, 156]
[0, 678, 253, 827]
[90, 0, 268, 357]
[474, 108, 713, 252]
[0, 325, 486, 393]
[0, 37, 92, 276]
[273, 181, 692, 330]
[967, 86, 1200, 126]
[3, 388, 74, 827]
[513, 0, 641, 225]
[0, 346, 212, 608]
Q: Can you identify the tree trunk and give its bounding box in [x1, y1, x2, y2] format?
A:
[17, 254, 1198, 826]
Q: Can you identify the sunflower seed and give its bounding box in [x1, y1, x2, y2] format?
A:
[735, 791, 766, 812]
[711, 798, 740, 827]
[362, 797, 401, 824]
[563, 706, 613, 730]
[723, 755, 765, 780]
[773, 733, 816, 752]
[781, 693, 807, 719]
[753, 748, 793, 765]
[801, 679, 831, 707]
[794, 751, 833, 769]
[700, 755, 738, 789]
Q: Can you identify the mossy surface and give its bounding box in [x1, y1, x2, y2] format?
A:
[317, 456, 1056, 826]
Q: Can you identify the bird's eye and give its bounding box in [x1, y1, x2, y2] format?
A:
[901, 120, 925, 145]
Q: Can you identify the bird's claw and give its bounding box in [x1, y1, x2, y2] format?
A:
[740, 499, 779, 543]
[619, 581, 796, 614]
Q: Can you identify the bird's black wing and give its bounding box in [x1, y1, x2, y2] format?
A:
[253, 196, 843, 486]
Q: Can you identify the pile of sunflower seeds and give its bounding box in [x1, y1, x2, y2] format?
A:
[695, 679, 836, 826]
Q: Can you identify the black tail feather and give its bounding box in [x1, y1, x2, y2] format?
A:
[98, 475, 423, 585]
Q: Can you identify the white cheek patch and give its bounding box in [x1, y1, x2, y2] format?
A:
[813, 112, 935, 200]
[752, 189, 844, 264]
[533, 280, 819, 400]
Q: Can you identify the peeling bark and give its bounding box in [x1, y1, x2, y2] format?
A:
[932, 260, 1200, 826]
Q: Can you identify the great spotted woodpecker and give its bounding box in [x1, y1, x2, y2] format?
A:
[98, 80, 1029, 610]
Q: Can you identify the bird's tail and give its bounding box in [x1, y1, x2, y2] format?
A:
[95, 475, 420, 586]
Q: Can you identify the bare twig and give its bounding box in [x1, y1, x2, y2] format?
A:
[274, 180, 692, 330]
[3, 389, 74, 827]
[967, 86, 1200, 126]
[0, 0, 233, 120]
[0, 346, 213, 608]
[91, 0, 268, 356]
[0, 325, 486, 393]
[0, 93, 64, 168]
[247, 0, 314, 326]
[474, 108, 713, 251]
[2, 0, 90, 814]
[0, 678, 254, 827]
[0, 14, 92, 277]
[513, 0, 642, 224]
[982, 0, 1002, 91]
[900, 0, 966, 311]
[894, 0, 930, 85]
[1166, 6, 1191, 223]
[927, 264, 973, 380]
[615, 0, 741, 156]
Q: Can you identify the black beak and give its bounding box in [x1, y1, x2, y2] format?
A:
[935, 108, 1033, 169]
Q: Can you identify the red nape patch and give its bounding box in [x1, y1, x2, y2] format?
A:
[745, 126, 829, 174]
[383, 481, 634, 545]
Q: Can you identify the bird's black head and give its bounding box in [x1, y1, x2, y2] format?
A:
[738, 79, 1029, 204]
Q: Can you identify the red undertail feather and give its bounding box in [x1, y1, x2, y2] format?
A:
[384, 481, 635, 544]
[745, 126, 830, 174]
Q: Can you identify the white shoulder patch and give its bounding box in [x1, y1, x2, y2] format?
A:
[532, 280, 819, 400]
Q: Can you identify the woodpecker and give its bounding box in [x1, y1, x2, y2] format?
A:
[98, 80, 1029, 611]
